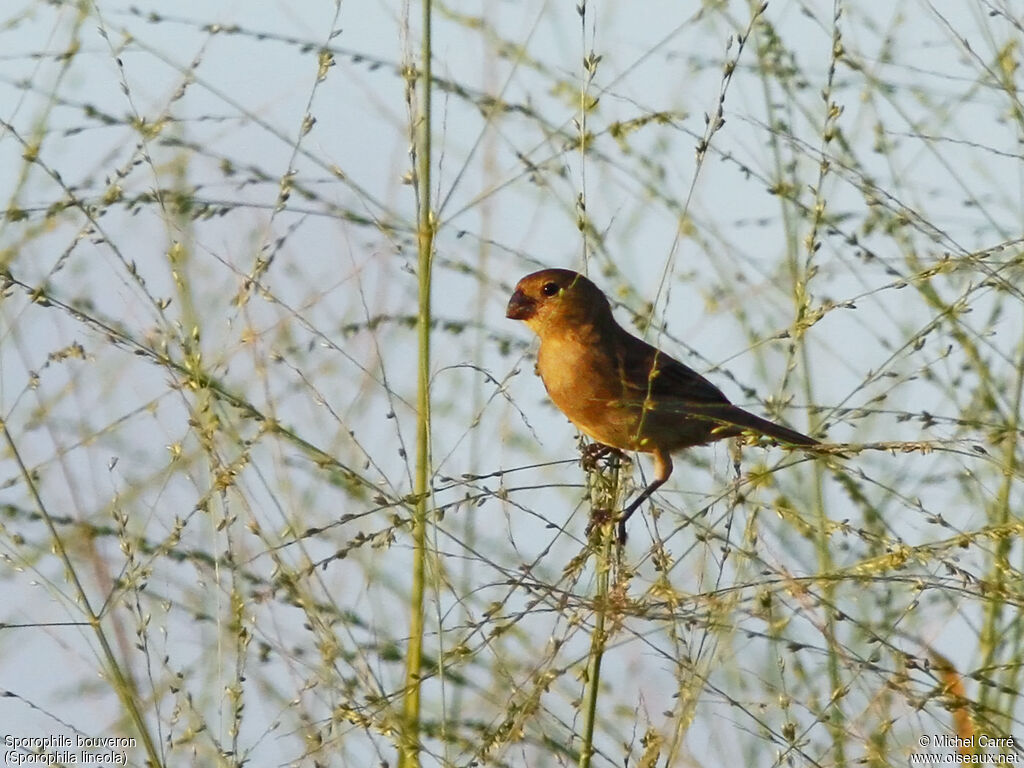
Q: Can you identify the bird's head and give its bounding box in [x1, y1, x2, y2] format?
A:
[505, 268, 611, 336]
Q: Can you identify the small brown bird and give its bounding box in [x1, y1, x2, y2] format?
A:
[506, 268, 819, 542]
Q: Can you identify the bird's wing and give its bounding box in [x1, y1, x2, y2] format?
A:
[615, 326, 818, 445]
[615, 328, 731, 408]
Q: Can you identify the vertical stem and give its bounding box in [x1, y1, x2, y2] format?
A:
[802, 7, 844, 761]
[576, 6, 606, 761]
[579, 451, 620, 767]
[399, 1, 433, 766]
[578, 531, 611, 768]
[2, 424, 162, 767]
[979, 325, 1024, 726]
[577, 0, 590, 271]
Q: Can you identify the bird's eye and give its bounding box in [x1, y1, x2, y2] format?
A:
[541, 282, 560, 297]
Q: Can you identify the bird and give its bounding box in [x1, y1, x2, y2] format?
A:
[505, 268, 819, 542]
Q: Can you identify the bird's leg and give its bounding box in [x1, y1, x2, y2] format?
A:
[616, 480, 664, 544]
[617, 449, 673, 544]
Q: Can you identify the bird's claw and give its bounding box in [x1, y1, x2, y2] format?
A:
[580, 443, 608, 471]
[585, 506, 632, 546]
[585, 506, 616, 538]
[580, 443, 627, 472]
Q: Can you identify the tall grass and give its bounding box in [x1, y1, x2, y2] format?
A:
[401, 0, 435, 765]
[1, 2, 1022, 766]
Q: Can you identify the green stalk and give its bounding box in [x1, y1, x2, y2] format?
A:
[2, 423, 162, 767]
[800, 8, 844, 762]
[579, 531, 612, 768]
[399, 0, 433, 765]
[578, 447, 622, 767]
[749, 2, 843, 761]
[978, 321, 1024, 727]
[576, 5, 608, 761]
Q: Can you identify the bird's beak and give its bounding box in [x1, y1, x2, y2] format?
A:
[505, 289, 537, 320]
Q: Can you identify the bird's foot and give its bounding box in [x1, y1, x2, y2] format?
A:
[585, 506, 616, 539]
[584, 507, 633, 545]
[580, 443, 627, 472]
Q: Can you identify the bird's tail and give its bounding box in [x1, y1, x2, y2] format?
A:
[721, 406, 819, 446]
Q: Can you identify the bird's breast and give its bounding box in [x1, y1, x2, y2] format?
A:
[536, 331, 650, 452]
